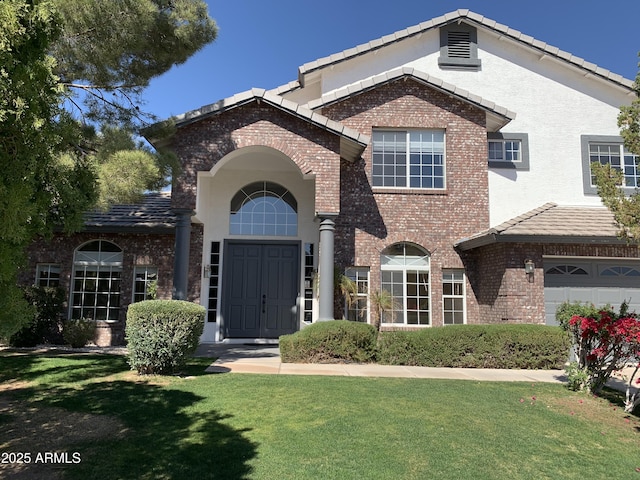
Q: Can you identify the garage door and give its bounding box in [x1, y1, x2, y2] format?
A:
[544, 259, 640, 325]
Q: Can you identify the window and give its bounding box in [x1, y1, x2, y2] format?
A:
[488, 133, 529, 170]
[372, 130, 445, 189]
[230, 181, 297, 236]
[581, 135, 640, 194]
[36, 264, 60, 287]
[589, 144, 639, 187]
[206, 242, 221, 322]
[133, 266, 158, 303]
[438, 23, 481, 69]
[303, 243, 315, 323]
[545, 265, 589, 275]
[443, 270, 465, 325]
[71, 240, 122, 321]
[380, 243, 430, 326]
[600, 266, 640, 277]
[344, 267, 369, 322]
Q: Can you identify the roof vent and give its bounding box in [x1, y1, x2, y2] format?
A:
[439, 23, 481, 69]
[447, 31, 472, 58]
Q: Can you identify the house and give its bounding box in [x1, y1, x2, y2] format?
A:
[23, 9, 640, 346]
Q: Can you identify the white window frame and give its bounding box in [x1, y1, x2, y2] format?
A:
[489, 140, 520, 162]
[487, 133, 529, 170]
[70, 240, 123, 322]
[132, 266, 158, 303]
[380, 244, 431, 326]
[372, 130, 446, 190]
[230, 181, 298, 236]
[344, 267, 369, 323]
[589, 143, 639, 187]
[442, 269, 466, 325]
[581, 135, 640, 193]
[36, 264, 61, 287]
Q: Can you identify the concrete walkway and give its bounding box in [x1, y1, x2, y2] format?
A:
[198, 343, 569, 383]
[196, 343, 640, 393]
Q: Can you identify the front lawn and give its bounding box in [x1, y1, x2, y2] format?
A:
[0, 351, 638, 479]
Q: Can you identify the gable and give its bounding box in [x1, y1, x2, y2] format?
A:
[294, 9, 633, 93]
[306, 67, 514, 132]
[321, 76, 490, 132]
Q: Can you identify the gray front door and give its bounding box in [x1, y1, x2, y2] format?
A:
[223, 242, 299, 338]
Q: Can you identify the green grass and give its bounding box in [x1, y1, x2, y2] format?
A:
[0, 352, 639, 479]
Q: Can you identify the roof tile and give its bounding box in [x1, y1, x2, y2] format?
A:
[85, 192, 176, 230]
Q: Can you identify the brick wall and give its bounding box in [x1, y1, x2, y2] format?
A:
[170, 102, 342, 213]
[22, 231, 176, 346]
[463, 242, 640, 325]
[324, 78, 490, 326]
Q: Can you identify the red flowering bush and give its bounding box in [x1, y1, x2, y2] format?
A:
[566, 303, 640, 412]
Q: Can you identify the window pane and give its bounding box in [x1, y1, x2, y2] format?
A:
[374, 130, 444, 189]
[72, 242, 122, 321]
[380, 243, 430, 326]
[230, 182, 297, 236]
[442, 269, 465, 325]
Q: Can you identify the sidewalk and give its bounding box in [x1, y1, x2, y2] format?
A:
[197, 343, 640, 393]
[199, 343, 569, 383]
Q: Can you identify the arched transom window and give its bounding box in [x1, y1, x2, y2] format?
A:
[230, 181, 297, 236]
[380, 243, 431, 326]
[71, 240, 123, 321]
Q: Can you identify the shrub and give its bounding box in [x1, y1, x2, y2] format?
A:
[280, 320, 378, 363]
[376, 324, 570, 369]
[126, 300, 205, 375]
[555, 301, 601, 331]
[9, 286, 65, 347]
[565, 303, 640, 407]
[63, 318, 96, 348]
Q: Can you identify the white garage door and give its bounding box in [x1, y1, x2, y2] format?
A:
[544, 259, 640, 326]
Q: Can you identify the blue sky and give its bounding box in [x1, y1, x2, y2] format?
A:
[143, 0, 640, 121]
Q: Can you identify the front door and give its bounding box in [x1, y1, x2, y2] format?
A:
[223, 242, 300, 338]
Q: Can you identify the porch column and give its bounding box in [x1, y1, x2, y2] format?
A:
[318, 213, 338, 321]
[172, 209, 193, 300]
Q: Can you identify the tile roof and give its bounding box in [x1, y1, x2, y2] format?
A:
[297, 9, 634, 91]
[84, 192, 176, 232]
[455, 203, 625, 250]
[304, 67, 516, 132]
[150, 88, 369, 161]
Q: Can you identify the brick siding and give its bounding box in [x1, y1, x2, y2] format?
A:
[170, 102, 342, 213]
[22, 232, 177, 346]
[324, 79, 489, 326]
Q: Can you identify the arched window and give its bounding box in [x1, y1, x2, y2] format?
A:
[380, 243, 430, 326]
[600, 266, 640, 277]
[71, 240, 123, 321]
[230, 181, 297, 236]
[546, 265, 588, 275]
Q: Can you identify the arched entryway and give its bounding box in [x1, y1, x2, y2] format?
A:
[197, 146, 319, 341]
[224, 181, 300, 338]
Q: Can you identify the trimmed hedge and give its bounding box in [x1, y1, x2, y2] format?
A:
[126, 300, 205, 374]
[376, 324, 570, 369]
[280, 320, 378, 363]
[63, 318, 96, 348]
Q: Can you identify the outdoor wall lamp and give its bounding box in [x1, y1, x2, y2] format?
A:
[524, 259, 535, 275]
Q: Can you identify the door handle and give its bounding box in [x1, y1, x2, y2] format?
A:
[262, 294, 266, 314]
